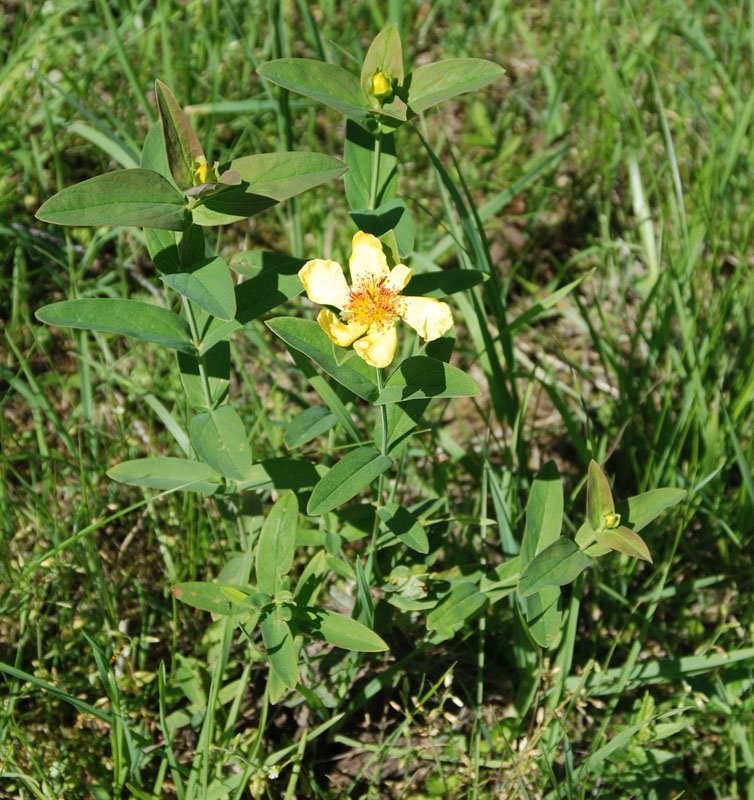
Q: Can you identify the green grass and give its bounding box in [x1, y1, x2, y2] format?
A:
[2, 1, 754, 798]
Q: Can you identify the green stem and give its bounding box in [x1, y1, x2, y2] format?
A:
[368, 130, 383, 210]
[375, 367, 388, 455]
[182, 297, 212, 409]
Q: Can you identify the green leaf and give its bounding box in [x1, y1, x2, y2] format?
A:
[140, 120, 174, 183]
[598, 526, 653, 563]
[344, 122, 398, 209]
[190, 405, 252, 481]
[382, 399, 429, 456]
[36, 298, 194, 354]
[521, 461, 563, 563]
[350, 198, 414, 258]
[377, 502, 429, 553]
[36, 169, 187, 230]
[235, 457, 326, 492]
[527, 592, 562, 649]
[145, 224, 207, 275]
[260, 611, 298, 689]
[519, 461, 564, 649]
[586, 460, 615, 531]
[161, 255, 236, 320]
[256, 491, 299, 596]
[228, 152, 346, 202]
[191, 185, 277, 226]
[155, 80, 204, 191]
[233, 252, 307, 323]
[170, 581, 240, 615]
[284, 406, 337, 449]
[257, 59, 371, 127]
[307, 446, 392, 515]
[619, 488, 686, 532]
[406, 269, 487, 298]
[375, 356, 480, 404]
[107, 457, 221, 495]
[266, 317, 378, 402]
[426, 583, 487, 637]
[518, 538, 593, 597]
[177, 341, 230, 412]
[407, 59, 505, 115]
[361, 24, 404, 104]
[302, 608, 388, 652]
[480, 557, 521, 604]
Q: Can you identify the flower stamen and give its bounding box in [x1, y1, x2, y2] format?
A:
[343, 275, 404, 331]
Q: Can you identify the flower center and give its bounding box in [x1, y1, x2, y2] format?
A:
[344, 275, 404, 331]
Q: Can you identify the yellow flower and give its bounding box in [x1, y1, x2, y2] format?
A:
[299, 232, 453, 368]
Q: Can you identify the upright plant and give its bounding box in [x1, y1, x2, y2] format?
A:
[33, 25, 685, 796]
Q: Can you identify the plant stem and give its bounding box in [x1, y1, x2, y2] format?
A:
[375, 367, 388, 455]
[182, 297, 213, 409]
[368, 130, 383, 210]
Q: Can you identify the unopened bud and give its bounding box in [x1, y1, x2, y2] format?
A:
[371, 70, 393, 100]
[602, 512, 621, 530]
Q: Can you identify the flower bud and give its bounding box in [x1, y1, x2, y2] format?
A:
[602, 512, 621, 530]
[371, 70, 393, 101]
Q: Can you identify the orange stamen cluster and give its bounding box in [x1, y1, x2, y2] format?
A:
[344, 275, 404, 331]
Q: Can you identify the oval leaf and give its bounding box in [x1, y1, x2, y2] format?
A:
[266, 317, 378, 402]
[191, 185, 277, 226]
[171, 581, 238, 615]
[360, 24, 404, 104]
[140, 120, 174, 182]
[377, 502, 429, 554]
[307, 446, 392, 515]
[107, 457, 221, 495]
[598, 526, 653, 563]
[256, 491, 299, 596]
[260, 611, 298, 689]
[155, 79, 204, 191]
[518, 538, 593, 597]
[36, 169, 187, 230]
[235, 457, 326, 492]
[36, 298, 194, 354]
[620, 488, 686, 532]
[586, 460, 615, 531]
[375, 356, 480, 404]
[190, 405, 252, 481]
[284, 406, 337, 449]
[161, 255, 236, 320]
[349, 198, 414, 259]
[426, 582, 487, 635]
[257, 59, 371, 127]
[521, 461, 563, 563]
[228, 152, 346, 202]
[304, 609, 388, 652]
[407, 59, 505, 115]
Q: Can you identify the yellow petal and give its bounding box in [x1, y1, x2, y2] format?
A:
[299, 259, 349, 309]
[353, 325, 398, 368]
[401, 296, 453, 341]
[387, 264, 412, 291]
[349, 231, 389, 285]
[317, 309, 367, 347]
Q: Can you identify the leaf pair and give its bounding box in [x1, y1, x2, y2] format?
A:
[36, 81, 345, 230]
[258, 24, 505, 131]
